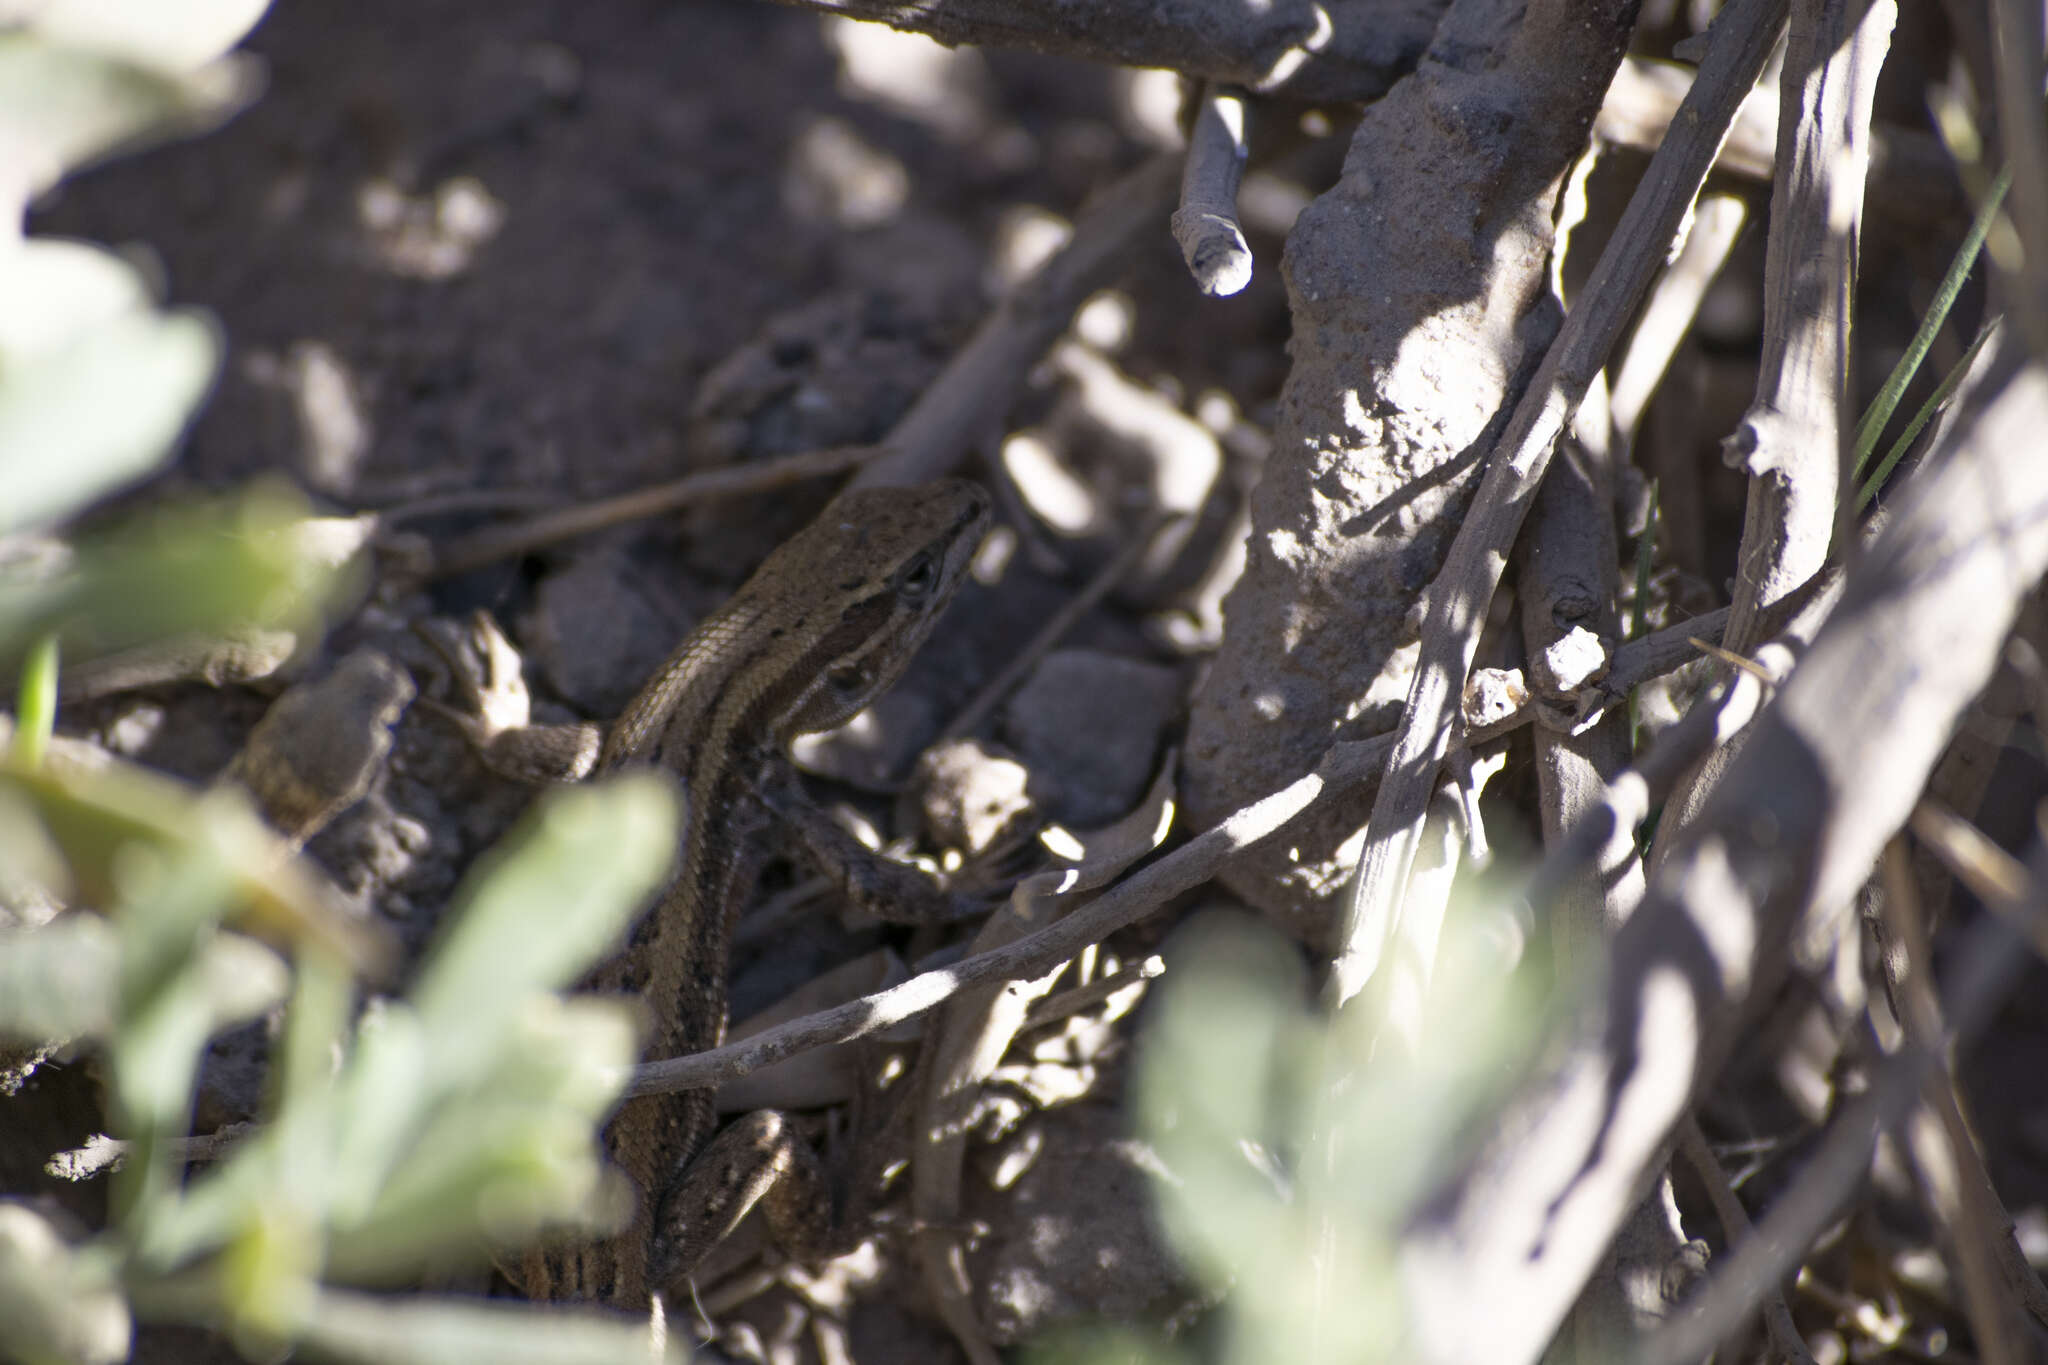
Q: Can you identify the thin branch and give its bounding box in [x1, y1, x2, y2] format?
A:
[1675, 1118, 1818, 1365]
[1608, 194, 1748, 444]
[426, 444, 879, 578]
[1879, 839, 2032, 1365]
[1989, 0, 2048, 355]
[1595, 56, 1961, 232]
[1721, 0, 1893, 656]
[1638, 826, 2048, 1365]
[627, 742, 1357, 1098]
[1906, 807, 2048, 1336]
[425, 153, 1182, 577]
[940, 509, 1180, 740]
[1021, 953, 1162, 1031]
[1519, 379, 1643, 977]
[1912, 802, 2047, 953]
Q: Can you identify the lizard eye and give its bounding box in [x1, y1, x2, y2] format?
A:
[826, 662, 870, 698]
[899, 553, 938, 600]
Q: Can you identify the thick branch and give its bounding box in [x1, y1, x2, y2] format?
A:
[1182, 0, 1643, 945]
[1333, 0, 1788, 1001]
[754, 0, 1443, 103]
[1723, 0, 1894, 655]
[1394, 345, 2048, 1365]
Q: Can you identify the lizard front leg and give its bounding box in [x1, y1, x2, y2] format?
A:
[416, 611, 604, 782]
[753, 764, 986, 927]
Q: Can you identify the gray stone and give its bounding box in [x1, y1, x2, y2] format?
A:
[1002, 650, 1182, 827]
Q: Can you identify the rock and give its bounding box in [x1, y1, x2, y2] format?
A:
[1002, 650, 1181, 828]
[523, 551, 693, 718]
[907, 738, 1035, 856]
[970, 1102, 1192, 1344]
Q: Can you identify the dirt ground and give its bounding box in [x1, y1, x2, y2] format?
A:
[17, 1, 2048, 1362]
[23, 3, 1268, 1360]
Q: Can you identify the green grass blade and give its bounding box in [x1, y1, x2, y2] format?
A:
[1853, 164, 2011, 476]
[11, 632, 58, 770]
[1858, 319, 1999, 509]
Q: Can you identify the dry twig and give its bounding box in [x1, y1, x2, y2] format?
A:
[1879, 839, 2032, 1365]
[1675, 1118, 1817, 1365]
[1171, 83, 1253, 297]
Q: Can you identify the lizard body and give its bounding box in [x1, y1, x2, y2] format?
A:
[468, 480, 990, 1305]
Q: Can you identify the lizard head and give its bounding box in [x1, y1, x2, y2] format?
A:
[757, 477, 990, 739]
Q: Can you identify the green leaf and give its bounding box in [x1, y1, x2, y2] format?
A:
[0, 748, 383, 979]
[409, 774, 677, 1085]
[0, 915, 282, 1050]
[13, 632, 59, 769]
[0, 35, 259, 201]
[0, 487, 349, 680]
[296, 1287, 683, 1365]
[0, 1204, 130, 1365]
[0, 305, 220, 537]
[1858, 319, 2000, 510]
[0, 914, 118, 1042]
[0, 239, 153, 361]
[1853, 164, 2011, 480]
[325, 997, 640, 1279]
[25, 0, 274, 74]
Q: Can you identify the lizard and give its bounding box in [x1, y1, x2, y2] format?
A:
[431, 478, 991, 1308]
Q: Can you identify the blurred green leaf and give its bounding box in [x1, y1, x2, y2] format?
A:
[25, 0, 274, 74]
[1136, 914, 1309, 1284]
[0, 915, 281, 1049]
[106, 831, 268, 1225]
[215, 1198, 322, 1351]
[410, 773, 678, 1084]
[0, 752, 384, 970]
[296, 1287, 683, 1365]
[0, 304, 220, 537]
[140, 778, 664, 1291]
[0, 915, 117, 1042]
[0, 1203, 130, 1365]
[0, 485, 354, 694]
[325, 997, 640, 1280]
[1025, 1324, 1191, 1365]
[1131, 902, 1547, 1365]
[0, 239, 153, 365]
[0, 35, 259, 204]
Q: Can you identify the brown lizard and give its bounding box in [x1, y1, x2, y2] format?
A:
[435, 479, 990, 1307]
